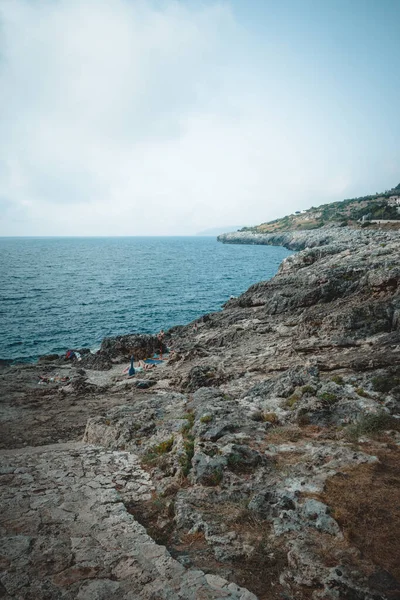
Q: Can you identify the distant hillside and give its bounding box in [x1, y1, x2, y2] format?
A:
[240, 183, 400, 234]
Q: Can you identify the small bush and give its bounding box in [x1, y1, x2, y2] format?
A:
[153, 437, 174, 455]
[203, 467, 223, 486]
[227, 453, 243, 470]
[142, 452, 158, 465]
[250, 411, 265, 422]
[179, 436, 195, 477]
[302, 385, 316, 395]
[286, 394, 300, 409]
[318, 392, 338, 406]
[143, 437, 174, 464]
[372, 375, 399, 393]
[180, 411, 195, 434]
[355, 387, 369, 398]
[200, 414, 213, 424]
[227, 452, 257, 474]
[263, 412, 279, 424]
[346, 412, 399, 440]
[204, 446, 220, 457]
[330, 375, 344, 385]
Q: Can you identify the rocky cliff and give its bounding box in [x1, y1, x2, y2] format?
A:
[1, 226, 399, 600]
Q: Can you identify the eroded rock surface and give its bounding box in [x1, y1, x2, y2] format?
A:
[0, 442, 255, 600]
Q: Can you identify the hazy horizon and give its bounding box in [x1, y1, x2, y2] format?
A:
[1, 0, 399, 236]
[0, 233, 239, 238]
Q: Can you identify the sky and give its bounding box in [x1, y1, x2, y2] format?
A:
[0, 0, 399, 236]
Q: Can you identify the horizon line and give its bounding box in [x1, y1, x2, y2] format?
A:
[0, 234, 229, 239]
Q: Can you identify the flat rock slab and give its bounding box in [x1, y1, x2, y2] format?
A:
[0, 442, 255, 600]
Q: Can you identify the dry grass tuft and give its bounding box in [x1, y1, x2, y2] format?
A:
[177, 530, 207, 548]
[266, 426, 303, 444]
[266, 424, 330, 445]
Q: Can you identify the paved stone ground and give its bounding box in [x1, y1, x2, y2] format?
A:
[0, 442, 256, 600]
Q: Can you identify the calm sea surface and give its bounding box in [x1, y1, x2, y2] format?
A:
[0, 237, 292, 362]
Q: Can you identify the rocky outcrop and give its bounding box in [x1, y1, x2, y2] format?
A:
[1, 226, 400, 600]
[217, 226, 351, 250]
[100, 333, 167, 361]
[75, 334, 168, 370]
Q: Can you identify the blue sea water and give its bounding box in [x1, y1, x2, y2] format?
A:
[0, 237, 292, 362]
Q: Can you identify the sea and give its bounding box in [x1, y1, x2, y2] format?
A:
[0, 237, 292, 363]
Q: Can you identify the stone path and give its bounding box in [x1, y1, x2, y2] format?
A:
[0, 442, 256, 600]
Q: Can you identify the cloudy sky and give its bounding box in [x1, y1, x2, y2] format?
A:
[0, 0, 399, 236]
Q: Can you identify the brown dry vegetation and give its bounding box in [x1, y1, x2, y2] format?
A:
[126, 493, 287, 600]
[194, 499, 288, 600]
[321, 447, 400, 582]
[262, 424, 335, 446]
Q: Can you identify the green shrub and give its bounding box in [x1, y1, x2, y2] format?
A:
[251, 411, 265, 422]
[142, 437, 174, 464]
[226, 452, 256, 474]
[200, 414, 213, 424]
[302, 385, 316, 395]
[330, 375, 344, 385]
[318, 392, 338, 405]
[180, 411, 195, 434]
[355, 388, 369, 398]
[203, 467, 223, 486]
[153, 437, 174, 455]
[372, 375, 399, 393]
[346, 412, 398, 441]
[286, 394, 300, 409]
[204, 446, 220, 457]
[179, 436, 195, 477]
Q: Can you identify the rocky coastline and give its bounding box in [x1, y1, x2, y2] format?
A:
[217, 227, 350, 250]
[1, 225, 400, 600]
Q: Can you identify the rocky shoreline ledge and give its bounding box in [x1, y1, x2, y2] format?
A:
[217, 224, 396, 251]
[1, 226, 399, 600]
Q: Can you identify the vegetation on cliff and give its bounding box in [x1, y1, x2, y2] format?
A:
[240, 183, 400, 233]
